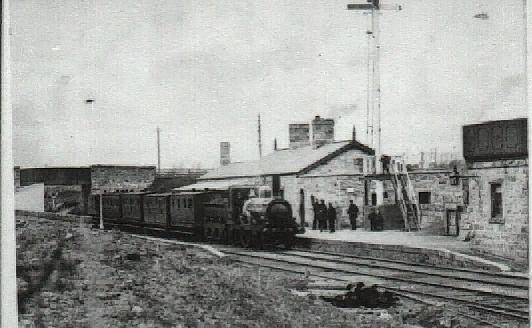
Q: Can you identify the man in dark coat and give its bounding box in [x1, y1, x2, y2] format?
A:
[347, 200, 359, 230]
[318, 199, 327, 232]
[327, 202, 336, 233]
[311, 195, 317, 230]
[368, 207, 377, 231]
[376, 208, 384, 231]
[381, 155, 391, 174]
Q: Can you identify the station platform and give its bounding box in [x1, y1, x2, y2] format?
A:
[296, 229, 525, 273]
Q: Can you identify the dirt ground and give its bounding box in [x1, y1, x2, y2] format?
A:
[16, 215, 498, 327]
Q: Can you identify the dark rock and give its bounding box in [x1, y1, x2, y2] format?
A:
[126, 253, 142, 261]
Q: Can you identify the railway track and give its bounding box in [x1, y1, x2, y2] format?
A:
[219, 247, 529, 327]
[79, 216, 530, 326]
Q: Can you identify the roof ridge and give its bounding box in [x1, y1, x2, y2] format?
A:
[201, 140, 374, 179]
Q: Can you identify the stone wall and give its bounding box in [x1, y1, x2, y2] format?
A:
[44, 185, 82, 212]
[460, 159, 528, 261]
[90, 165, 156, 193]
[364, 170, 464, 234]
[282, 149, 371, 228]
[409, 171, 463, 234]
[282, 175, 365, 229]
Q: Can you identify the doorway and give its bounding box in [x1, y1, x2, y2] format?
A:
[446, 209, 460, 236]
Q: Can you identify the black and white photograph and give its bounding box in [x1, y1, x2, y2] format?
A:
[1, 0, 530, 327]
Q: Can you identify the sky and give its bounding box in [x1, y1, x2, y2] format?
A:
[10, 0, 528, 168]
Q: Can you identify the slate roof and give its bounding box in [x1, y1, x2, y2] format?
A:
[200, 140, 374, 180]
[173, 178, 255, 191]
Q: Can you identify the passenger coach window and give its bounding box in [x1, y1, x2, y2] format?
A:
[188, 198, 193, 208]
[177, 198, 180, 208]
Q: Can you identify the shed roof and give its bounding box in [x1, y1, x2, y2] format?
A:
[200, 140, 373, 180]
[173, 179, 255, 191]
[145, 192, 172, 197]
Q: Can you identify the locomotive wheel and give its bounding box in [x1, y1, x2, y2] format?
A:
[232, 230, 240, 246]
[220, 229, 227, 244]
[284, 236, 294, 250]
[240, 230, 252, 248]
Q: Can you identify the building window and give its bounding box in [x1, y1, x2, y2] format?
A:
[371, 193, 377, 206]
[418, 192, 431, 204]
[188, 198, 193, 208]
[490, 183, 503, 223]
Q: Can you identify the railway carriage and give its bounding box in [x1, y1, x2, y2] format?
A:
[87, 184, 301, 249]
[101, 193, 123, 220]
[87, 194, 99, 216]
[121, 192, 150, 223]
[169, 191, 217, 235]
[143, 193, 171, 227]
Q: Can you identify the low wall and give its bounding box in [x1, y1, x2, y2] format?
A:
[16, 210, 93, 225]
[295, 237, 510, 272]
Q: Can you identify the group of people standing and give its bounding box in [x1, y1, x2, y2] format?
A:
[310, 196, 359, 233]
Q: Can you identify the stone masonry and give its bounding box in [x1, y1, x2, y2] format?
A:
[90, 165, 156, 193]
[284, 148, 370, 228]
[460, 159, 528, 261]
[409, 171, 464, 235]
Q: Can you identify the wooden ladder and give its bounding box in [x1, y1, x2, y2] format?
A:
[390, 158, 421, 231]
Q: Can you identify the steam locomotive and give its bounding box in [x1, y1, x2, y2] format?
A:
[88, 185, 300, 248]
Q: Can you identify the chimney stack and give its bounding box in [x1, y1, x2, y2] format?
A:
[352, 125, 356, 141]
[274, 138, 278, 151]
[220, 142, 230, 166]
[311, 115, 335, 148]
[289, 123, 310, 149]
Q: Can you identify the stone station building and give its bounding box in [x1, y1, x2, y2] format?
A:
[186, 116, 375, 228]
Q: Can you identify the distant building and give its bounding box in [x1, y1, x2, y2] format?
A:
[18, 164, 157, 215]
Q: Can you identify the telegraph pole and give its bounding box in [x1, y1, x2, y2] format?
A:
[257, 114, 263, 158]
[347, 0, 401, 205]
[156, 127, 161, 173]
[86, 98, 103, 229]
